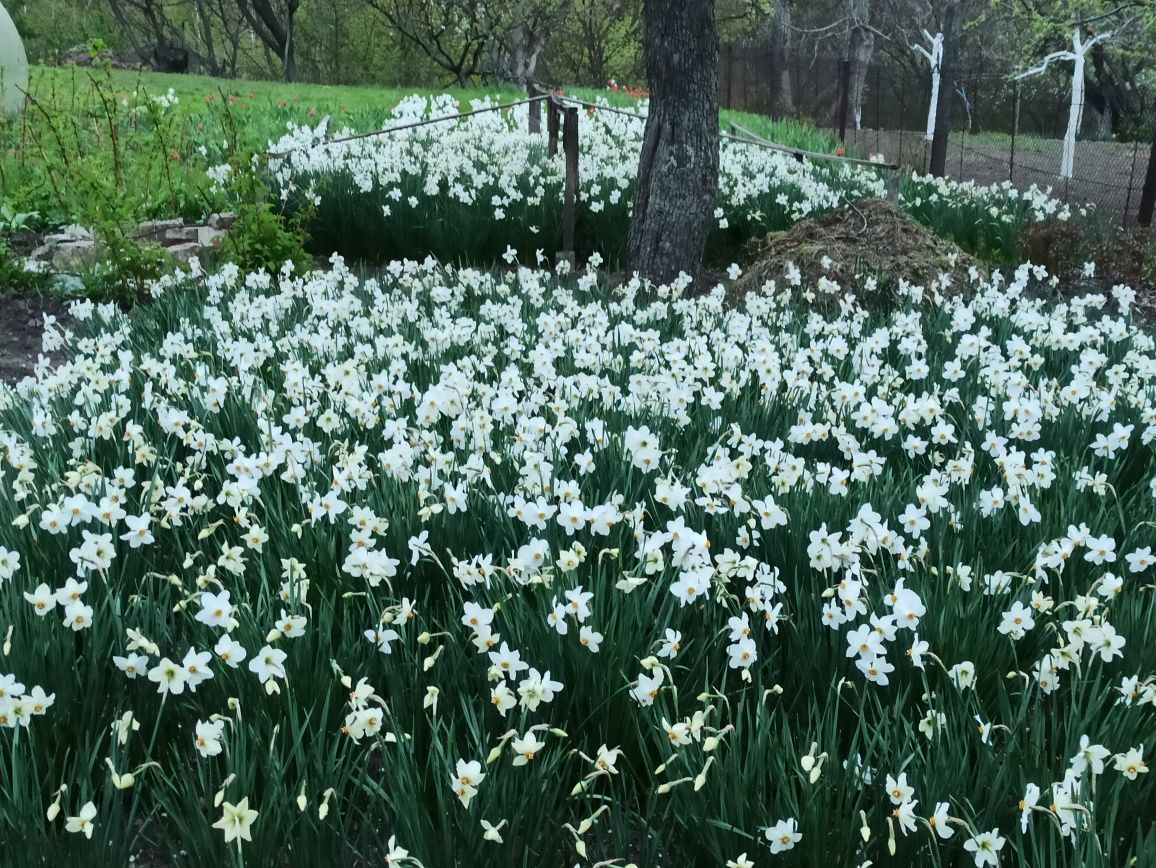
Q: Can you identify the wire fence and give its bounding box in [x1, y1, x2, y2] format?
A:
[720, 42, 1156, 225]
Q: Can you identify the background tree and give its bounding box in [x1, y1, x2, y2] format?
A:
[627, 0, 719, 284]
[234, 0, 301, 81]
[547, 0, 642, 86]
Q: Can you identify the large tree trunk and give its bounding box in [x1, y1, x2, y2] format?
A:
[627, 0, 719, 285]
[767, 0, 793, 120]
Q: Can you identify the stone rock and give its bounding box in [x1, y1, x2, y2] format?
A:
[59, 224, 93, 240]
[43, 229, 91, 248]
[207, 212, 237, 230]
[0, 2, 29, 117]
[52, 274, 86, 295]
[135, 219, 183, 239]
[164, 226, 200, 244]
[50, 240, 99, 271]
[197, 226, 226, 247]
[166, 242, 203, 265]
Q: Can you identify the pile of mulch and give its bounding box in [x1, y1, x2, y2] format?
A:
[732, 198, 978, 309]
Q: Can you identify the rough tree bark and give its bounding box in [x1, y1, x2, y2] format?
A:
[626, 0, 719, 285]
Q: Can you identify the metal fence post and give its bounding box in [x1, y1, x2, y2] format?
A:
[958, 76, 966, 178]
[1138, 125, 1156, 227]
[873, 63, 882, 154]
[837, 59, 852, 143]
[723, 43, 733, 109]
[1123, 140, 1139, 222]
[1009, 79, 1018, 185]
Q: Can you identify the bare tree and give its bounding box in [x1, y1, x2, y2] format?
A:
[367, 0, 562, 87]
[627, 0, 719, 284]
[234, 0, 301, 81]
[365, 0, 489, 86]
[488, 1, 565, 87]
[767, 0, 795, 119]
[550, 0, 642, 86]
[104, 0, 176, 67]
[843, 0, 874, 129]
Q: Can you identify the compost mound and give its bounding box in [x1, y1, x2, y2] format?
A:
[734, 199, 977, 307]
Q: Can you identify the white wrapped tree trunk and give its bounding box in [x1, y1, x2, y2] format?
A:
[913, 30, 944, 142]
[0, 2, 28, 117]
[1015, 28, 1111, 180]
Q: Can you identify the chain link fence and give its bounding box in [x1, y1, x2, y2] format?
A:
[720, 41, 1156, 225]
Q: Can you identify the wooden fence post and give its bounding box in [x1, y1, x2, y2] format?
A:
[547, 98, 560, 157]
[558, 106, 580, 267]
[528, 94, 540, 135]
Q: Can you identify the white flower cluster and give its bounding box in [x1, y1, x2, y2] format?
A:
[0, 254, 1152, 865]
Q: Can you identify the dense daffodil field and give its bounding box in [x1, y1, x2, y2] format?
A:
[260, 95, 1077, 265]
[0, 255, 1154, 868]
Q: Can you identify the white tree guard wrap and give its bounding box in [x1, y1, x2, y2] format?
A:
[1015, 28, 1112, 180]
[913, 30, 944, 143]
[0, 1, 27, 116]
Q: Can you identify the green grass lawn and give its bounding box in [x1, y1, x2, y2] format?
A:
[27, 64, 520, 123]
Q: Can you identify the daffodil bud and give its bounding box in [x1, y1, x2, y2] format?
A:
[266, 628, 282, 643]
[417, 631, 432, 645]
[860, 811, 871, 842]
[694, 758, 714, 791]
[486, 744, 503, 764]
[12, 513, 29, 529]
[549, 728, 568, 739]
[575, 839, 587, 858]
[297, 788, 308, 812]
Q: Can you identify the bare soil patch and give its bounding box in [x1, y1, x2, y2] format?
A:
[0, 292, 69, 385]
